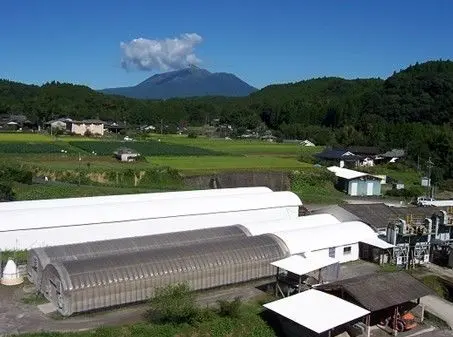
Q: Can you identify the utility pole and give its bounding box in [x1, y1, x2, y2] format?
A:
[426, 157, 434, 199]
[160, 119, 163, 135]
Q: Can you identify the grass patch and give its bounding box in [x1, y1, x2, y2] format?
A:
[290, 168, 345, 204]
[22, 293, 48, 305]
[0, 132, 53, 142]
[1, 249, 28, 264]
[149, 155, 312, 174]
[421, 275, 448, 299]
[69, 140, 225, 156]
[0, 142, 73, 154]
[152, 134, 324, 156]
[12, 182, 179, 200]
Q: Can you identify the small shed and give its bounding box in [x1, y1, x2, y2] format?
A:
[316, 272, 434, 332]
[328, 166, 382, 197]
[264, 289, 371, 337]
[114, 147, 140, 162]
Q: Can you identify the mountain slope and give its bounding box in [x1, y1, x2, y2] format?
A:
[101, 67, 257, 99]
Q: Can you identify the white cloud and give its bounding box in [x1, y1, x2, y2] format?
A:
[120, 33, 203, 72]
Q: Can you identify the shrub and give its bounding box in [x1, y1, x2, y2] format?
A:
[217, 297, 242, 318]
[0, 183, 15, 201]
[0, 166, 33, 184]
[146, 283, 200, 325]
[187, 131, 198, 139]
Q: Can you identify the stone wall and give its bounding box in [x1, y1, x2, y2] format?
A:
[184, 171, 291, 191]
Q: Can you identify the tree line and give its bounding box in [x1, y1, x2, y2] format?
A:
[1, 60, 453, 179]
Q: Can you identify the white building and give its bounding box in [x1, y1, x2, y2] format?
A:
[68, 120, 104, 136]
[271, 221, 393, 264]
[0, 191, 302, 249]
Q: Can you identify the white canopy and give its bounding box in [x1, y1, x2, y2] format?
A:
[263, 289, 370, 334]
[271, 254, 338, 276]
[360, 236, 394, 249]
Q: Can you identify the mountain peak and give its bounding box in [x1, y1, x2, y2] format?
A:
[101, 68, 257, 99]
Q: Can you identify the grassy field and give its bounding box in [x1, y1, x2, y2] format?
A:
[0, 132, 343, 203]
[148, 155, 312, 173]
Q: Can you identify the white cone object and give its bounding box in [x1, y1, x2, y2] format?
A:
[1, 259, 24, 285]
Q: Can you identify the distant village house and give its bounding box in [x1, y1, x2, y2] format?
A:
[67, 119, 104, 136]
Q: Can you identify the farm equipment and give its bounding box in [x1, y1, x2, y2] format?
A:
[381, 311, 417, 332]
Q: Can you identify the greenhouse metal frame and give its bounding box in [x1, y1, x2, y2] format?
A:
[28, 225, 249, 291]
[42, 234, 288, 316]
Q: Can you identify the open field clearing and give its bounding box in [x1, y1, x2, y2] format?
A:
[0, 132, 55, 141]
[148, 155, 311, 173]
[69, 140, 225, 156]
[147, 134, 323, 156]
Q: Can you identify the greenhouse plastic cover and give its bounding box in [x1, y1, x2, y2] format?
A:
[48, 234, 288, 292]
[271, 254, 338, 276]
[272, 221, 388, 254]
[264, 289, 370, 333]
[1, 191, 301, 231]
[0, 187, 273, 211]
[243, 214, 341, 236]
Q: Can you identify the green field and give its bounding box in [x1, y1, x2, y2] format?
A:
[0, 132, 342, 203]
[69, 140, 224, 156]
[148, 155, 312, 173]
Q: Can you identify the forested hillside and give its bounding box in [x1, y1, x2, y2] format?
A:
[1, 60, 453, 179]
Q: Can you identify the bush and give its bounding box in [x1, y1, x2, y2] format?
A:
[0, 183, 16, 201]
[187, 131, 198, 139]
[0, 166, 33, 184]
[385, 186, 423, 199]
[146, 283, 200, 325]
[217, 297, 242, 318]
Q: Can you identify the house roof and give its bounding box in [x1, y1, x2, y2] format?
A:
[71, 119, 104, 124]
[347, 146, 380, 155]
[316, 272, 434, 312]
[114, 147, 139, 155]
[381, 149, 405, 158]
[263, 289, 370, 334]
[315, 149, 361, 161]
[327, 166, 380, 180]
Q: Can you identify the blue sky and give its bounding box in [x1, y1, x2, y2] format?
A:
[1, 1, 452, 89]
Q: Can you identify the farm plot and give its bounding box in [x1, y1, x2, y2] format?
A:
[0, 142, 71, 154]
[69, 141, 226, 156]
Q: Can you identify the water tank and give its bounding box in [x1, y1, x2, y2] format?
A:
[1, 259, 24, 286]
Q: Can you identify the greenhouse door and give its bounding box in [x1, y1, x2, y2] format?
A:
[366, 182, 374, 196]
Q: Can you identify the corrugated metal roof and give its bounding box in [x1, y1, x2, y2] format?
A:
[263, 289, 370, 333]
[316, 272, 434, 312]
[0, 187, 273, 211]
[328, 166, 369, 180]
[47, 234, 288, 292]
[1, 191, 301, 232]
[28, 225, 249, 289]
[340, 203, 443, 230]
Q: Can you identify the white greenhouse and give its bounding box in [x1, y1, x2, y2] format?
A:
[0, 191, 302, 249]
[0, 187, 273, 211]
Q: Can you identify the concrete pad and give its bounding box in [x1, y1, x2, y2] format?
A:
[38, 302, 57, 314]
